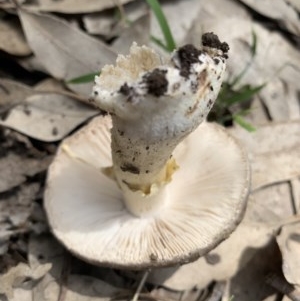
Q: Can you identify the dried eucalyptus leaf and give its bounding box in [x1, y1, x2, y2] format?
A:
[252, 147, 300, 190]
[0, 18, 31, 56]
[0, 79, 34, 106]
[229, 120, 300, 155]
[112, 13, 150, 54]
[23, 0, 134, 14]
[0, 153, 51, 193]
[238, 0, 300, 36]
[18, 9, 117, 95]
[0, 93, 98, 142]
[276, 223, 300, 286]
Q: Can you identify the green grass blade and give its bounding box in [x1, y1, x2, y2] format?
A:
[150, 35, 169, 51]
[146, 0, 176, 52]
[67, 72, 99, 84]
[250, 29, 257, 57]
[224, 83, 265, 106]
[233, 115, 256, 132]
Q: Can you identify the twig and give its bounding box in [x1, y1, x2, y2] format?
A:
[131, 269, 151, 301]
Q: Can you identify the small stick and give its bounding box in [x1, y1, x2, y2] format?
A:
[131, 269, 151, 301]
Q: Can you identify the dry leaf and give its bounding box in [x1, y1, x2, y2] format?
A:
[0, 262, 51, 299]
[252, 147, 300, 190]
[0, 92, 97, 142]
[29, 235, 65, 301]
[229, 121, 300, 189]
[28, 235, 122, 301]
[18, 8, 117, 95]
[23, 0, 134, 14]
[112, 13, 150, 54]
[0, 79, 34, 107]
[238, 0, 300, 36]
[83, 0, 148, 38]
[276, 223, 300, 286]
[229, 120, 300, 155]
[0, 153, 51, 192]
[287, 0, 300, 12]
[0, 18, 31, 56]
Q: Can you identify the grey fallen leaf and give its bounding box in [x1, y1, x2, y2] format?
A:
[0, 18, 31, 56]
[246, 182, 294, 224]
[112, 13, 150, 54]
[28, 235, 122, 301]
[230, 121, 300, 190]
[0, 153, 51, 192]
[29, 235, 65, 301]
[6, 287, 32, 301]
[191, 16, 300, 121]
[238, 0, 300, 36]
[0, 262, 51, 299]
[83, 0, 148, 38]
[64, 275, 122, 301]
[0, 92, 98, 142]
[276, 223, 300, 286]
[252, 147, 300, 190]
[0, 79, 34, 107]
[23, 0, 134, 14]
[229, 120, 300, 155]
[287, 0, 300, 12]
[18, 8, 117, 95]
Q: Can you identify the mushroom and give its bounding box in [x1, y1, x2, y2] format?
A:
[45, 33, 250, 269]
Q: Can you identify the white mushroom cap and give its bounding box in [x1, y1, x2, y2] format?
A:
[44, 115, 250, 269]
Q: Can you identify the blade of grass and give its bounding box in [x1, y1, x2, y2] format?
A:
[233, 114, 256, 132]
[150, 35, 169, 51]
[224, 83, 266, 106]
[67, 72, 99, 84]
[146, 0, 176, 52]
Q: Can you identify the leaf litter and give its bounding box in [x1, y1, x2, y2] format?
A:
[0, 0, 300, 300]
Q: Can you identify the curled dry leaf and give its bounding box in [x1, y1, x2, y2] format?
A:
[0, 18, 31, 56]
[18, 8, 117, 95]
[23, 0, 134, 14]
[276, 223, 300, 286]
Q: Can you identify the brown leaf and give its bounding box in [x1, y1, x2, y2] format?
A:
[0, 18, 31, 56]
[18, 8, 117, 95]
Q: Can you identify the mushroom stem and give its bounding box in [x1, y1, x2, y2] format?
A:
[91, 33, 229, 216]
